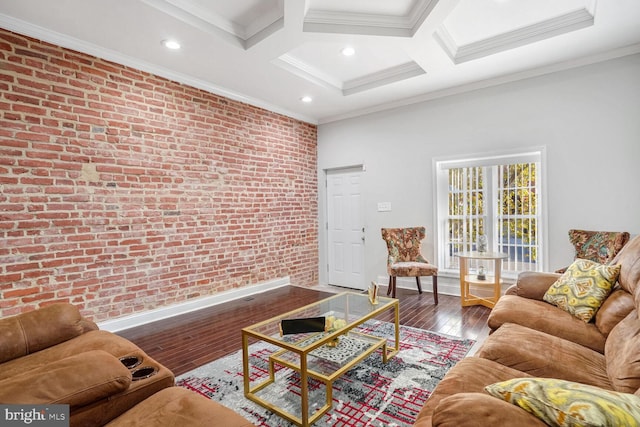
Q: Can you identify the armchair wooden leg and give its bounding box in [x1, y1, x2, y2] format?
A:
[387, 276, 392, 296]
[433, 275, 438, 305]
[415, 277, 423, 294]
[391, 276, 397, 298]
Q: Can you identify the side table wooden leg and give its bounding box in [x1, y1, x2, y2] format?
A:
[459, 257, 467, 306]
[494, 259, 503, 306]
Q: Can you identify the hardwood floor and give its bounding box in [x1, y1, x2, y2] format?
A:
[117, 285, 491, 377]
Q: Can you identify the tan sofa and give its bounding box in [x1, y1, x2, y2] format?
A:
[0, 303, 252, 426]
[414, 234, 640, 426]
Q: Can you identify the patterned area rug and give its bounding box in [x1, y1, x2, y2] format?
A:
[177, 321, 474, 427]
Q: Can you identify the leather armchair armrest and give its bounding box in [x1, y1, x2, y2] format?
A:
[432, 393, 547, 427]
[513, 271, 561, 300]
[0, 350, 131, 408]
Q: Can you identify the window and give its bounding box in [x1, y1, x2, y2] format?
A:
[434, 149, 546, 277]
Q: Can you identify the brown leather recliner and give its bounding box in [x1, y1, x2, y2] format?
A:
[0, 303, 174, 426]
[0, 303, 254, 426]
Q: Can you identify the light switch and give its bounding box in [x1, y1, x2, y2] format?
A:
[377, 202, 391, 212]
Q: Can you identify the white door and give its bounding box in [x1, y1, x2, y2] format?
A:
[327, 169, 365, 290]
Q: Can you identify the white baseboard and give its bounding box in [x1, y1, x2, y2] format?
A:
[98, 276, 290, 332]
[375, 275, 459, 296]
[375, 275, 513, 297]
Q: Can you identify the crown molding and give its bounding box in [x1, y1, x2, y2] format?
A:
[159, 0, 240, 36]
[343, 62, 426, 96]
[275, 54, 426, 96]
[140, 0, 244, 49]
[246, 16, 284, 49]
[303, 0, 438, 37]
[0, 13, 317, 125]
[436, 7, 595, 64]
[273, 54, 343, 92]
[141, 0, 283, 50]
[319, 42, 640, 124]
[407, 0, 440, 36]
[303, 10, 411, 37]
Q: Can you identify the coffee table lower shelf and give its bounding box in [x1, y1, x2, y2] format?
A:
[245, 331, 397, 426]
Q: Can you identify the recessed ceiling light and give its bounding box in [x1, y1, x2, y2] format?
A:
[300, 96, 313, 103]
[161, 39, 181, 50]
[341, 46, 355, 57]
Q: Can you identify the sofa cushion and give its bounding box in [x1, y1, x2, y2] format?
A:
[485, 377, 640, 427]
[475, 323, 610, 389]
[543, 259, 620, 322]
[487, 295, 607, 353]
[0, 303, 98, 364]
[0, 350, 131, 407]
[605, 310, 640, 393]
[414, 357, 533, 427]
[105, 387, 254, 427]
[430, 393, 547, 427]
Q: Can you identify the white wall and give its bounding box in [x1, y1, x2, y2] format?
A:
[317, 53, 640, 292]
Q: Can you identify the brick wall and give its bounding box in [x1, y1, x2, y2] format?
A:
[0, 29, 318, 322]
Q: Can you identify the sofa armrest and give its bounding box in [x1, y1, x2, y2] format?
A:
[512, 271, 561, 300]
[0, 350, 131, 408]
[431, 393, 547, 427]
[0, 303, 98, 364]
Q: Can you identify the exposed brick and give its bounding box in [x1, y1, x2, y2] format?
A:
[0, 28, 318, 322]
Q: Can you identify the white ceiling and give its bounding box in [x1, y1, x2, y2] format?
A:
[1, 0, 639, 124]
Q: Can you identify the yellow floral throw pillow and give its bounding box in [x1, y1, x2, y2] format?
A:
[485, 378, 640, 427]
[543, 259, 620, 322]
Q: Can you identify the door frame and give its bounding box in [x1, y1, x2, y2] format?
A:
[323, 165, 366, 290]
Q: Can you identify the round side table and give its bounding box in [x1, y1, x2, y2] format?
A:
[455, 251, 508, 309]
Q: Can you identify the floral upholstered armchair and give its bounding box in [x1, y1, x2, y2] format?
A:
[556, 229, 630, 273]
[381, 227, 438, 303]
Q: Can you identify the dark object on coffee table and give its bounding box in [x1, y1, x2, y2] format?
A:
[280, 316, 326, 335]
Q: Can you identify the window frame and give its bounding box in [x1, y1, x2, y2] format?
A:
[433, 147, 548, 279]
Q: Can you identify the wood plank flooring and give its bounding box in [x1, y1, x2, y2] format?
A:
[117, 285, 491, 377]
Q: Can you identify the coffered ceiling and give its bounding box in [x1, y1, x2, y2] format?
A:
[1, 0, 639, 124]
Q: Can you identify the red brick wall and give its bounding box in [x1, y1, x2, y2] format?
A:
[0, 29, 318, 322]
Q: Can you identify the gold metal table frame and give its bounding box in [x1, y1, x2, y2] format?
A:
[241, 292, 400, 427]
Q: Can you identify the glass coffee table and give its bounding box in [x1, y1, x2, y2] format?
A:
[241, 291, 399, 426]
